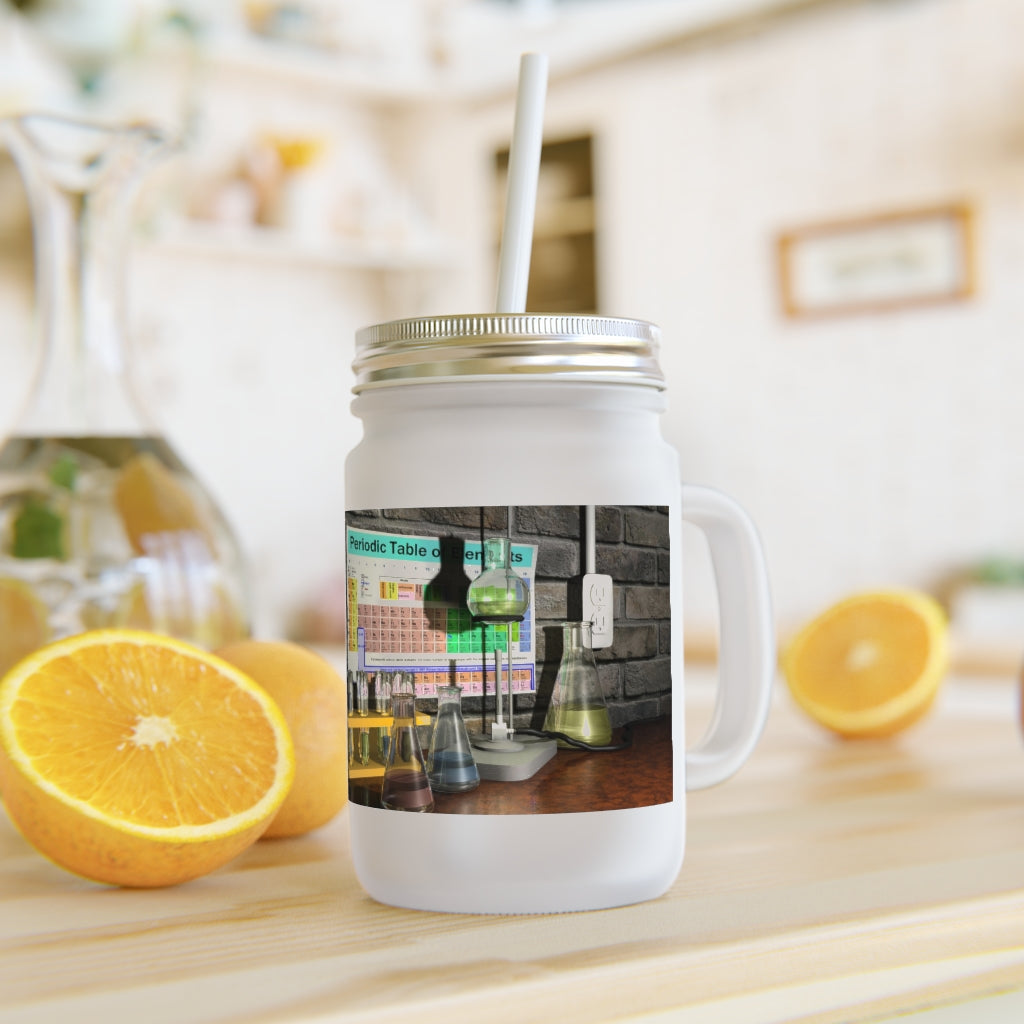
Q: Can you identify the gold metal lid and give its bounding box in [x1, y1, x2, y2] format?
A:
[352, 313, 665, 392]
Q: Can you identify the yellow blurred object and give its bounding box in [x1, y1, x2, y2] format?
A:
[216, 639, 348, 838]
[113, 452, 212, 555]
[0, 630, 294, 887]
[782, 589, 948, 738]
[265, 134, 326, 171]
[0, 577, 51, 678]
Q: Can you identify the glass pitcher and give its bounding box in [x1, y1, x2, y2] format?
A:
[0, 114, 249, 674]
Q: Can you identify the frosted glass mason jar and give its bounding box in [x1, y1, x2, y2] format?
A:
[345, 313, 773, 914]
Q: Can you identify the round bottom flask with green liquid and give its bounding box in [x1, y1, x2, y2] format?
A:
[344, 314, 773, 914]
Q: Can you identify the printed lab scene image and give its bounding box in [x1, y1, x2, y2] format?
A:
[345, 506, 672, 814]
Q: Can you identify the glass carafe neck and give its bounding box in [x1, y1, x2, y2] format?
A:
[3, 115, 169, 438]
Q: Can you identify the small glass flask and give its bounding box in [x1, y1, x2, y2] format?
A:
[427, 685, 480, 793]
[466, 537, 530, 623]
[381, 691, 434, 811]
[543, 621, 612, 748]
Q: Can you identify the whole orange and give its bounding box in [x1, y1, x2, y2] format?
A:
[216, 640, 348, 837]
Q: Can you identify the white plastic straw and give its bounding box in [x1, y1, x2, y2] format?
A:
[492, 54, 547, 743]
[495, 52, 549, 313]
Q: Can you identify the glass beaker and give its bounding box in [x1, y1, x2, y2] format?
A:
[427, 685, 480, 793]
[466, 537, 530, 623]
[381, 691, 434, 811]
[543, 621, 612, 748]
[0, 113, 249, 673]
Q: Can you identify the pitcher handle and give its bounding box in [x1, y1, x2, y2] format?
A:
[681, 483, 775, 790]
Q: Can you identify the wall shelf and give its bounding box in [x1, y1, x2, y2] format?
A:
[195, 34, 439, 102]
[147, 220, 455, 273]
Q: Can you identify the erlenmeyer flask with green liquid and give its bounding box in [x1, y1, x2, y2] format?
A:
[543, 620, 612, 747]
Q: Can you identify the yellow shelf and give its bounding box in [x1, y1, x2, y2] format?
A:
[347, 713, 431, 729]
[348, 713, 431, 780]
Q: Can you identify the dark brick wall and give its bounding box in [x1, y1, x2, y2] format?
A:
[347, 506, 672, 729]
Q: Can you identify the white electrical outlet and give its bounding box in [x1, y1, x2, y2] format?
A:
[581, 572, 614, 648]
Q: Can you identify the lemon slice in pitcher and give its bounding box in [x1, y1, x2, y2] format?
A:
[0, 577, 51, 677]
[113, 452, 212, 555]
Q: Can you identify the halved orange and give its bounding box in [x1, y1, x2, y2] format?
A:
[0, 630, 294, 887]
[782, 590, 948, 738]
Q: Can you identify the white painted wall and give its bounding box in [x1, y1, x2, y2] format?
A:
[3, 0, 1022, 647]
[428, 0, 1024, 643]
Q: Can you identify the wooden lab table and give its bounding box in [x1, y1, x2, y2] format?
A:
[351, 716, 673, 814]
[2, 668, 1024, 1024]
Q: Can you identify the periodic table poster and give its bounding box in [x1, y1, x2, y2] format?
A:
[346, 525, 538, 698]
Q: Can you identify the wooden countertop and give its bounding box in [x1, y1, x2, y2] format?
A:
[3, 669, 1024, 1024]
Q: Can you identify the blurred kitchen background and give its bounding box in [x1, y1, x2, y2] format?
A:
[1, 0, 1021, 673]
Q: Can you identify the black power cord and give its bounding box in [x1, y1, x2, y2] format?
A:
[515, 724, 633, 752]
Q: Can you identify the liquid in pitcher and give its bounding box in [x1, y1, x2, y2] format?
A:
[0, 435, 249, 673]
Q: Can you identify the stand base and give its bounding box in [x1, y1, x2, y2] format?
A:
[472, 737, 525, 753]
[471, 734, 557, 782]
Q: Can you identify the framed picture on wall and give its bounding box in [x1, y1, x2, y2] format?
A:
[776, 203, 975, 318]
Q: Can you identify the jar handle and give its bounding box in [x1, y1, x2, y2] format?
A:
[681, 483, 774, 790]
